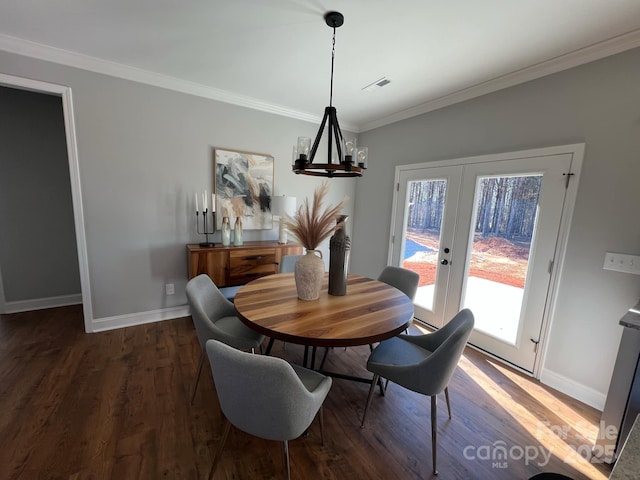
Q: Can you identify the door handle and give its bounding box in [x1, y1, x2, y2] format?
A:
[530, 338, 540, 353]
[440, 259, 449, 265]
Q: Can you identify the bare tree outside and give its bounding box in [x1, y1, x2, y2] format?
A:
[402, 175, 543, 342]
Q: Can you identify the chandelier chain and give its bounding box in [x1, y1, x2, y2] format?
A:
[330, 27, 336, 107]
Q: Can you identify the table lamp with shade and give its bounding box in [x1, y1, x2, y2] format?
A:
[271, 195, 297, 244]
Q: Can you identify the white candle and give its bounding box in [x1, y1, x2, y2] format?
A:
[195, 192, 198, 212]
[204, 190, 208, 211]
[212, 193, 216, 212]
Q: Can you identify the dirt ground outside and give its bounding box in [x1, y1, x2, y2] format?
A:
[403, 229, 529, 289]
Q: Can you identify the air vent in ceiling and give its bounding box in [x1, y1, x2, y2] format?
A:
[362, 77, 391, 92]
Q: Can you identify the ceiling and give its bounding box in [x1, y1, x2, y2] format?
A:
[1, 0, 640, 132]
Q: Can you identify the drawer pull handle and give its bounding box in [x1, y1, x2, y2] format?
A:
[245, 255, 263, 260]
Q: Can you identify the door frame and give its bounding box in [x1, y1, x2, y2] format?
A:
[0, 72, 94, 333]
[389, 144, 584, 378]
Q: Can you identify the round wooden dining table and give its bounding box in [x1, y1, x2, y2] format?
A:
[234, 273, 415, 348]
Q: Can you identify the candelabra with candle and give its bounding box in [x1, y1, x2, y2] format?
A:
[195, 190, 216, 247]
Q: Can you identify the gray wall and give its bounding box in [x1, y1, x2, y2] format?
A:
[0, 86, 80, 302]
[2, 42, 637, 404]
[0, 50, 355, 321]
[352, 47, 640, 401]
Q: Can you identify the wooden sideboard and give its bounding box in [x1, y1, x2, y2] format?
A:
[187, 241, 303, 287]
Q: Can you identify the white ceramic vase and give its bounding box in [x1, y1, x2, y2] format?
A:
[233, 216, 243, 246]
[221, 217, 231, 246]
[294, 250, 325, 301]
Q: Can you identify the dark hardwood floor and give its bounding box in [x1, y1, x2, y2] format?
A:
[0, 305, 612, 479]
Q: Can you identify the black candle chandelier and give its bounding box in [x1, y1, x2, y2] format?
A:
[292, 11, 368, 178]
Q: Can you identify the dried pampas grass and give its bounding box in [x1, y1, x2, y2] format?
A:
[283, 182, 347, 251]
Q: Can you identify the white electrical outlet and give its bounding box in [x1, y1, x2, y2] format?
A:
[165, 283, 175, 295]
[603, 252, 640, 275]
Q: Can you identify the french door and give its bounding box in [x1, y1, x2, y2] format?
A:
[390, 150, 577, 372]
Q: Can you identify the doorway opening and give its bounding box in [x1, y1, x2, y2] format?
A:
[0, 73, 92, 332]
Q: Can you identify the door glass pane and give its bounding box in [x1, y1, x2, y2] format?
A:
[463, 175, 542, 344]
[401, 179, 447, 311]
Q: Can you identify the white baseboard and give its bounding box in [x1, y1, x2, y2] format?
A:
[91, 304, 191, 332]
[540, 368, 606, 411]
[3, 293, 82, 313]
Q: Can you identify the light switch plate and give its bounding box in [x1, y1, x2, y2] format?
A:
[603, 252, 640, 275]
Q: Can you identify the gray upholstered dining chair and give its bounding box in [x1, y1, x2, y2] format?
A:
[280, 254, 303, 273]
[257, 254, 305, 356]
[377, 266, 419, 337]
[185, 274, 265, 403]
[206, 339, 332, 480]
[377, 266, 419, 301]
[360, 308, 474, 475]
[317, 265, 420, 371]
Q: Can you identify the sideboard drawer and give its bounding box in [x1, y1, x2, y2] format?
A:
[188, 249, 228, 286]
[187, 242, 302, 288]
[228, 248, 278, 285]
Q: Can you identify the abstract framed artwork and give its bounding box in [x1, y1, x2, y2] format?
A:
[214, 148, 274, 230]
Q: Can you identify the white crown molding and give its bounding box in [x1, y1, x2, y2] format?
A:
[359, 28, 640, 132]
[0, 33, 331, 127]
[2, 29, 639, 134]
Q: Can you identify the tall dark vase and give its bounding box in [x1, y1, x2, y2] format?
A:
[328, 215, 351, 296]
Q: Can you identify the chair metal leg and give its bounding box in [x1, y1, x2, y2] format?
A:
[431, 395, 438, 475]
[318, 347, 330, 370]
[191, 350, 206, 404]
[377, 376, 385, 396]
[444, 386, 451, 419]
[319, 406, 325, 446]
[208, 419, 231, 480]
[360, 374, 379, 428]
[283, 440, 291, 480]
[370, 346, 385, 397]
[265, 337, 275, 355]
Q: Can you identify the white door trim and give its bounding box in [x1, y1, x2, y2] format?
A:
[390, 143, 584, 379]
[532, 145, 583, 377]
[0, 73, 94, 332]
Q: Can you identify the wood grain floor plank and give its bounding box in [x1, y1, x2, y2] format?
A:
[0, 306, 612, 479]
